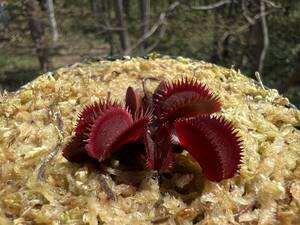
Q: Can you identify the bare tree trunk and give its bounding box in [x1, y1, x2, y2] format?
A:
[140, 0, 150, 54]
[214, 1, 236, 62]
[24, 0, 51, 71]
[0, 1, 10, 32]
[210, 12, 221, 63]
[46, 0, 58, 42]
[91, 0, 115, 56]
[123, 0, 130, 18]
[114, 0, 130, 54]
[249, 0, 269, 75]
[258, 0, 268, 74]
[102, 0, 115, 56]
[90, 0, 97, 16]
[221, 0, 237, 60]
[91, 0, 103, 18]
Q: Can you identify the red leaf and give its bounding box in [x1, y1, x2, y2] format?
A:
[174, 116, 243, 181]
[144, 131, 156, 169]
[86, 107, 133, 160]
[161, 94, 221, 122]
[153, 78, 221, 122]
[125, 87, 143, 116]
[75, 100, 118, 135]
[86, 106, 151, 161]
[145, 124, 173, 171]
[63, 100, 120, 163]
[109, 114, 150, 156]
[62, 134, 89, 162]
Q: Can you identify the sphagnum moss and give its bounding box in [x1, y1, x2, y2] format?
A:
[0, 56, 300, 225]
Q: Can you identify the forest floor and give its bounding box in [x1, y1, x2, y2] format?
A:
[1, 33, 299, 107]
[0, 34, 109, 91]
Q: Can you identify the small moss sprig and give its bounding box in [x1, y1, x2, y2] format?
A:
[63, 78, 243, 182]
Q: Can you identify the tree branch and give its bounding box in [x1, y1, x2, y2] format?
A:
[262, 0, 281, 8]
[145, 25, 167, 53]
[124, 1, 179, 55]
[184, 0, 234, 10]
[219, 8, 274, 54]
[258, 0, 269, 74]
[242, 0, 255, 25]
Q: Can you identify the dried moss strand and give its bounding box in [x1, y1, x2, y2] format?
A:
[37, 143, 62, 181]
[37, 108, 64, 181]
[98, 175, 116, 200]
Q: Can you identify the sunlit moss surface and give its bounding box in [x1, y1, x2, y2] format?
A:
[0, 56, 299, 224]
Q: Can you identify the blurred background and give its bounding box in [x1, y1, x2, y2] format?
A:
[0, 0, 299, 106]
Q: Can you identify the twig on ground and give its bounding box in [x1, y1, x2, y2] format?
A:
[37, 104, 64, 180]
[98, 174, 116, 200]
[37, 143, 62, 180]
[255, 71, 266, 90]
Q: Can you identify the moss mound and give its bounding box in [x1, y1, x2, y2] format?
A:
[0, 56, 299, 224]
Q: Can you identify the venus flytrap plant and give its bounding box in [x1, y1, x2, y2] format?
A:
[63, 77, 243, 182]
